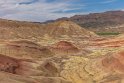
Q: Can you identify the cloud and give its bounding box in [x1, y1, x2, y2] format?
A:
[101, 0, 117, 4]
[0, 0, 85, 22]
[0, 0, 122, 22]
[19, 0, 39, 5]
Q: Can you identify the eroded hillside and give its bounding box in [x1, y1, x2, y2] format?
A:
[0, 19, 123, 83]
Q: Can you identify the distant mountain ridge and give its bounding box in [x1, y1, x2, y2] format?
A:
[46, 10, 124, 33]
[0, 10, 124, 34]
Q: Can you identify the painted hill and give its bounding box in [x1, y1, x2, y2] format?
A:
[44, 20, 97, 39]
[0, 19, 96, 41]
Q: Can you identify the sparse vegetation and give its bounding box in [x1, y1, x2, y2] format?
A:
[96, 32, 120, 36]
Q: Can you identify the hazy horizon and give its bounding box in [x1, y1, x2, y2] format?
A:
[0, 0, 123, 22]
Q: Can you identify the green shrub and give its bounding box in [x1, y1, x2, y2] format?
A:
[96, 32, 120, 35]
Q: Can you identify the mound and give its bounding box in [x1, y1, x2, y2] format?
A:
[49, 41, 80, 55]
[45, 20, 97, 39]
[52, 41, 78, 50]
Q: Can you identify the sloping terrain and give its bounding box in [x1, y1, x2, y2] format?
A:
[44, 21, 97, 39]
[0, 34, 124, 83]
[0, 19, 97, 42]
[0, 19, 96, 83]
[0, 18, 124, 83]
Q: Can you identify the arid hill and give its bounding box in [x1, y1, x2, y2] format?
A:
[0, 14, 124, 83]
[44, 21, 96, 39]
[0, 19, 45, 41]
[0, 19, 96, 41]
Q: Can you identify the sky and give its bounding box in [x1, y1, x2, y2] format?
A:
[0, 0, 124, 22]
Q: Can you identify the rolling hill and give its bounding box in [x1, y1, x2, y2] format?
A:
[0, 19, 96, 41]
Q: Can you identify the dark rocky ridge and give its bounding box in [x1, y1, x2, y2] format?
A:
[46, 10, 124, 33]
